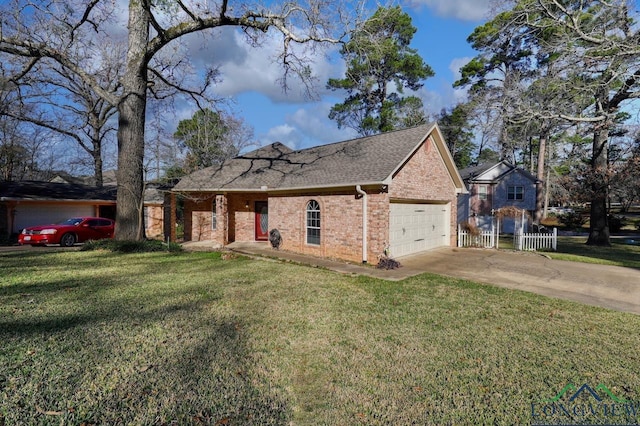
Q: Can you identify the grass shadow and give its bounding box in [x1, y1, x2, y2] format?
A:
[0, 269, 291, 424]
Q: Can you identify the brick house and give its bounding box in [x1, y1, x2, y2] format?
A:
[457, 161, 539, 233]
[172, 123, 466, 263]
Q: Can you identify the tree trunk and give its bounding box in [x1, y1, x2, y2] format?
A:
[115, 1, 148, 241]
[534, 132, 546, 224]
[93, 145, 103, 187]
[586, 126, 610, 246]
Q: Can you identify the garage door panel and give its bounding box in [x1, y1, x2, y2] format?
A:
[389, 203, 449, 258]
[14, 204, 94, 233]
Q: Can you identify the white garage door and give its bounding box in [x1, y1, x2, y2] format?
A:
[13, 204, 94, 233]
[389, 203, 450, 258]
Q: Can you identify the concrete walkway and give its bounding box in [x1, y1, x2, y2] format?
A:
[224, 242, 640, 315]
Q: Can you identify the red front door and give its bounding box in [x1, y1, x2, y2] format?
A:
[255, 201, 269, 241]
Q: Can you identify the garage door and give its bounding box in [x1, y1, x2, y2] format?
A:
[389, 203, 450, 258]
[13, 204, 94, 233]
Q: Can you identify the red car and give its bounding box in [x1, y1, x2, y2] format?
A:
[18, 217, 115, 247]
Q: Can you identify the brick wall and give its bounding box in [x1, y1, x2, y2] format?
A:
[183, 193, 228, 244]
[227, 194, 267, 242]
[389, 136, 459, 246]
[267, 190, 390, 263]
[144, 205, 164, 239]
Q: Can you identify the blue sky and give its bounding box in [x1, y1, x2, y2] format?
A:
[179, 0, 491, 151]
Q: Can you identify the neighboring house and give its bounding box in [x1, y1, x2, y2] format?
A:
[172, 123, 466, 263]
[457, 161, 539, 233]
[0, 180, 171, 240]
[143, 183, 173, 239]
[49, 170, 118, 186]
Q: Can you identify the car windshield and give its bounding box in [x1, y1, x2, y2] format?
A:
[59, 218, 84, 226]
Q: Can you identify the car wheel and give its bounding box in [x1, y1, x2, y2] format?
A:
[60, 233, 76, 247]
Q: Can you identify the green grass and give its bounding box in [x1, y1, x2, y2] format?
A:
[547, 236, 640, 269]
[496, 234, 640, 269]
[1, 250, 640, 425]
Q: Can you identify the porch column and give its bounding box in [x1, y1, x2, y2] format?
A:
[221, 195, 230, 245]
[170, 193, 177, 242]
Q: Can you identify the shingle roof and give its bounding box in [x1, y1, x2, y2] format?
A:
[0, 180, 118, 201]
[458, 161, 539, 183]
[458, 163, 499, 181]
[174, 124, 445, 192]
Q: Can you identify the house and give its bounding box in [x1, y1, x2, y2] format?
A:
[171, 123, 466, 263]
[48, 170, 118, 186]
[0, 180, 171, 240]
[457, 161, 539, 233]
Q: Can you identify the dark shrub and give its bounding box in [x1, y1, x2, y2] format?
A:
[377, 256, 401, 270]
[608, 215, 627, 233]
[557, 211, 588, 231]
[81, 239, 183, 253]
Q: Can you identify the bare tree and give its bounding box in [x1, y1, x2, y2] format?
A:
[0, 0, 356, 240]
[2, 43, 122, 186]
[0, 76, 59, 180]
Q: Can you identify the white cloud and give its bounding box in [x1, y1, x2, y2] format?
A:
[288, 104, 357, 144]
[406, 0, 491, 21]
[258, 103, 358, 150]
[184, 28, 342, 104]
[262, 124, 303, 149]
[448, 56, 472, 104]
[449, 56, 473, 81]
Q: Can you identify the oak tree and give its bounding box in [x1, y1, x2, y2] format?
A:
[1, 0, 354, 240]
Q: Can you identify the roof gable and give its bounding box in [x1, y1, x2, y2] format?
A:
[174, 123, 465, 193]
[459, 161, 538, 184]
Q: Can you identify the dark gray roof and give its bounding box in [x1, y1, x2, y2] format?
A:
[174, 124, 441, 192]
[0, 180, 117, 201]
[459, 161, 538, 183]
[458, 163, 498, 181]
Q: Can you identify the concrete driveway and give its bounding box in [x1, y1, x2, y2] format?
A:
[399, 248, 640, 315]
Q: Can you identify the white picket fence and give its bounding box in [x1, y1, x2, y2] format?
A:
[457, 225, 498, 249]
[458, 223, 558, 251]
[514, 228, 558, 251]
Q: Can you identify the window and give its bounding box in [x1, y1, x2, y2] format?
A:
[306, 200, 320, 245]
[212, 199, 217, 230]
[508, 186, 524, 201]
[478, 185, 488, 200]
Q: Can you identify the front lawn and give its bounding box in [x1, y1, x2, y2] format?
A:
[1, 250, 639, 425]
[549, 236, 640, 269]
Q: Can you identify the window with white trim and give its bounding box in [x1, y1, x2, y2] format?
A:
[478, 185, 488, 200]
[212, 198, 217, 229]
[508, 186, 524, 201]
[306, 200, 320, 245]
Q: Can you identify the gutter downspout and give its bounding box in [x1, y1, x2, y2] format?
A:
[355, 185, 367, 264]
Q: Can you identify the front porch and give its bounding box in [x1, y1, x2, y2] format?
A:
[177, 192, 269, 246]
